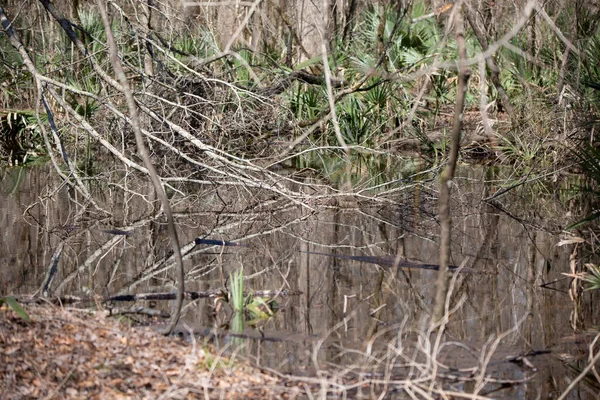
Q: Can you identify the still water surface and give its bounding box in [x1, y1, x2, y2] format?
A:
[1, 163, 598, 399]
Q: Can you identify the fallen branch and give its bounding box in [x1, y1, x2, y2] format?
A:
[16, 289, 302, 305]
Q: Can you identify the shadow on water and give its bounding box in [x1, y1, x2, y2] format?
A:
[1, 162, 600, 399]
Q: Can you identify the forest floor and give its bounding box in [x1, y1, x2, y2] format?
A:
[0, 303, 304, 399]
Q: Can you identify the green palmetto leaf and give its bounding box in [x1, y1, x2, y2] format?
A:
[246, 297, 278, 326]
[246, 297, 275, 319]
[583, 264, 600, 291]
[1, 296, 31, 322]
[567, 210, 600, 230]
[567, 144, 600, 229]
[246, 302, 270, 320]
[400, 47, 426, 67]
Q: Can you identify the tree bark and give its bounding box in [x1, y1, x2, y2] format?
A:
[432, 4, 471, 324]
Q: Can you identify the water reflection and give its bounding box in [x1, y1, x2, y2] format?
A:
[1, 163, 598, 399]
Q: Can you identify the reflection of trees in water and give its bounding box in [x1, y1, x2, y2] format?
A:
[372, 183, 440, 235]
[3, 163, 600, 394]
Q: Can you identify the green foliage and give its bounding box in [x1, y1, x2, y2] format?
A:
[0, 110, 46, 166]
[336, 96, 373, 145]
[0, 296, 31, 321]
[226, 268, 279, 328]
[578, 34, 600, 110]
[582, 264, 600, 291]
[245, 297, 278, 321]
[224, 48, 252, 86]
[289, 85, 325, 120]
[171, 32, 220, 74]
[65, 79, 101, 121]
[0, 41, 32, 109]
[5, 0, 600, 191]
[567, 144, 600, 229]
[354, 3, 441, 73]
[296, 147, 428, 189]
[497, 131, 542, 165]
[283, 1, 452, 159]
[229, 268, 244, 313]
[573, 145, 600, 185]
[584, 35, 600, 81]
[79, 10, 107, 42]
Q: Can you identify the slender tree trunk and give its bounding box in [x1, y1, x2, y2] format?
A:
[97, 0, 185, 336]
[432, 3, 471, 324]
[342, 0, 357, 45]
[527, 7, 538, 79]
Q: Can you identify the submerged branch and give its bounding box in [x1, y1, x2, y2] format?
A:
[17, 289, 302, 305]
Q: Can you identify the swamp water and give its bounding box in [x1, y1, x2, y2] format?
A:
[1, 163, 599, 399]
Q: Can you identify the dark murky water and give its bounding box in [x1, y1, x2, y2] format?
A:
[1, 163, 599, 399]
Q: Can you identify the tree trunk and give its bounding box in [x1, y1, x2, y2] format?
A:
[432, 3, 471, 324]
